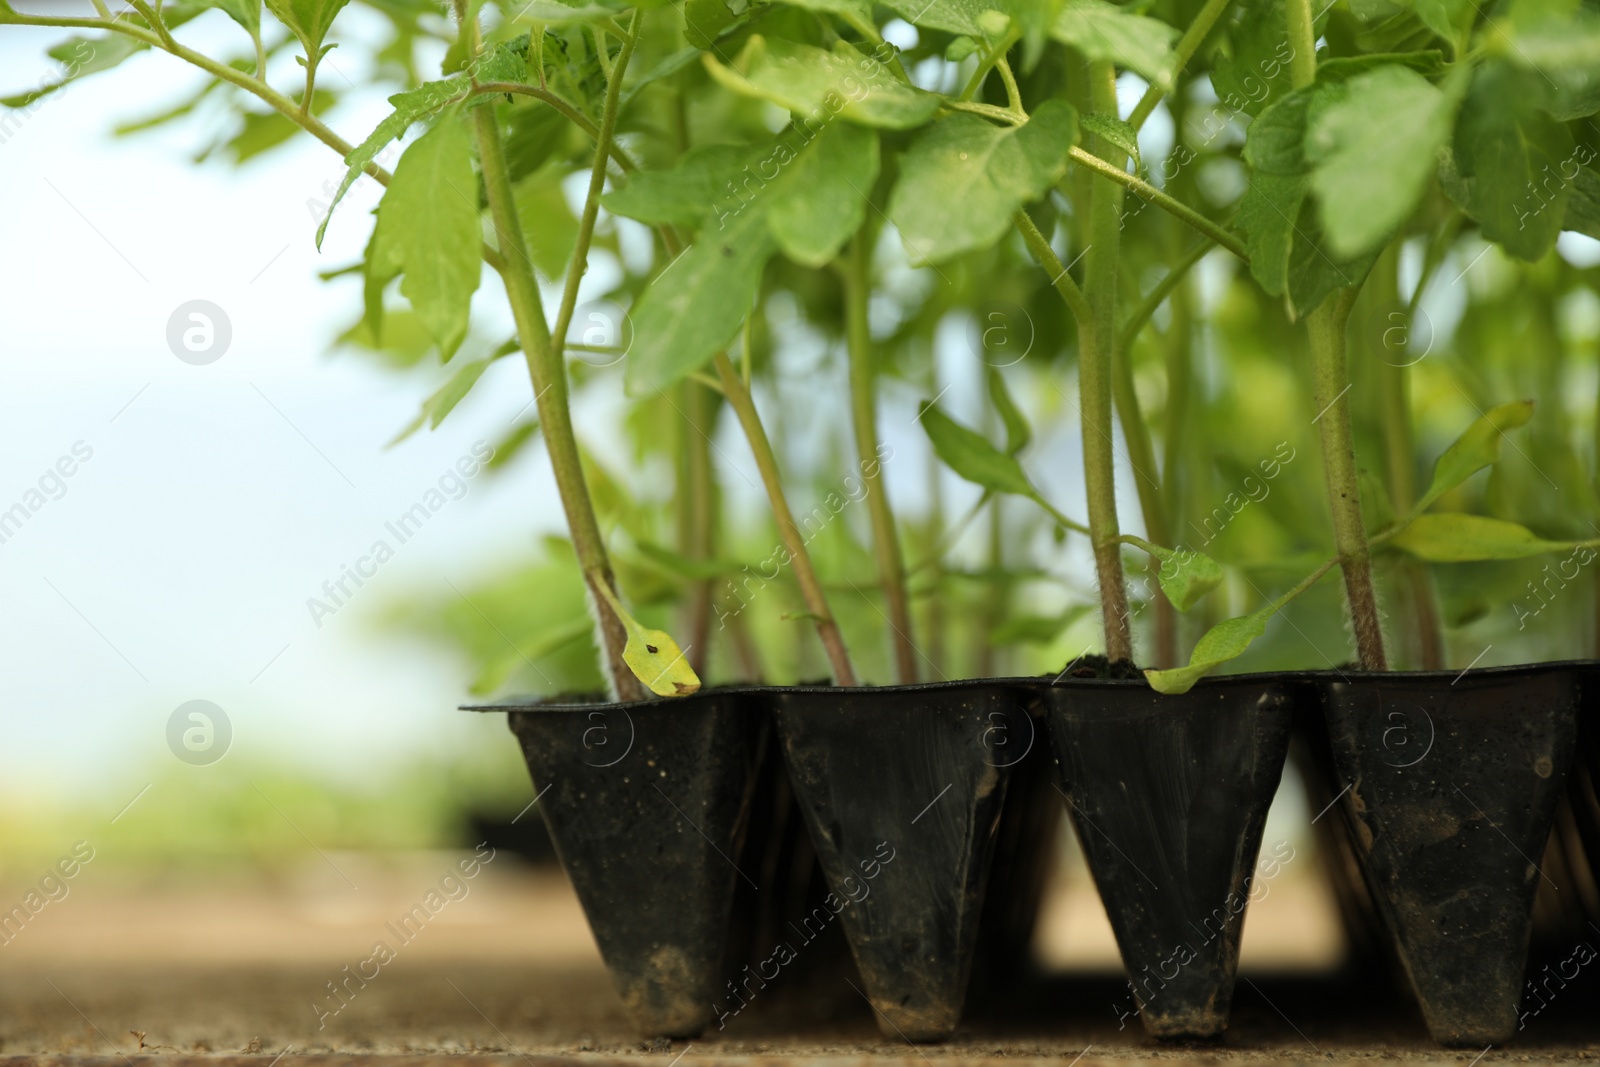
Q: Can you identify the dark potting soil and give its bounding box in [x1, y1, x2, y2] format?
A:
[1055, 654, 1144, 680]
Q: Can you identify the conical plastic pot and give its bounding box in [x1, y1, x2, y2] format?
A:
[970, 694, 1061, 1001]
[769, 681, 1024, 1041]
[484, 688, 766, 1037]
[1042, 673, 1294, 1038]
[1315, 663, 1581, 1046]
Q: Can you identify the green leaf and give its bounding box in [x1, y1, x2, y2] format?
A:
[1146, 563, 1331, 693]
[1304, 65, 1456, 259]
[1565, 165, 1600, 240]
[624, 209, 775, 395]
[1414, 399, 1536, 512]
[390, 355, 501, 444]
[264, 0, 350, 58]
[486, 419, 541, 471]
[887, 100, 1078, 264]
[1144, 598, 1284, 694]
[773, 0, 876, 35]
[1209, 0, 1302, 118]
[1143, 544, 1224, 613]
[1051, 0, 1179, 90]
[602, 144, 753, 229]
[882, 0, 1019, 35]
[1488, 1, 1600, 119]
[622, 120, 879, 392]
[1452, 61, 1574, 261]
[368, 114, 482, 360]
[683, 0, 741, 48]
[705, 36, 940, 130]
[206, 0, 261, 38]
[509, 0, 616, 21]
[987, 367, 1032, 456]
[1079, 112, 1140, 169]
[991, 605, 1093, 645]
[1411, 0, 1470, 46]
[316, 77, 470, 249]
[513, 162, 579, 280]
[1389, 513, 1576, 562]
[766, 121, 880, 267]
[2, 34, 146, 108]
[919, 403, 1040, 499]
[636, 541, 742, 581]
[1238, 84, 1382, 314]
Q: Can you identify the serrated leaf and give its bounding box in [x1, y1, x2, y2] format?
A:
[767, 123, 880, 266]
[264, 0, 349, 57]
[1209, 0, 1301, 118]
[919, 402, 1040, 498]
[622, 121, 877, 392]
[987, 367, 1031, 456]
[888, 99, 1077, 264]
[602, 144, 753, 229]
[317, 77, 471, 248]
[705, 36, 940, 130]
[1239, 83, 1382, 313]
[368, 115, 482, 359]
[1565, 165, 1600, 239]
[1389, 513, 1577, 562]
[1051, 0, 1178, 90]
[1414, 399, 1535, 512]
[1453, 61, 1574, 261]
[1305, 65, 1455, 259]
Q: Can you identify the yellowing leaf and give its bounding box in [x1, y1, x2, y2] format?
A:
[592, 582, 702, 697]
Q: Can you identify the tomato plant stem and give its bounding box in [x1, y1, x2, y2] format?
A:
[1288, 0, 1386, 671]
[1113, 239, 1209, 668]
[1286, 0, 1318, 87]
[471, 103, 645, 701]
[1066, 147, 1248, 260]
[1128, 0, 1233, 131]
[1308, 288, 1388, 670]
[677, 381, 718, 677]
[713, 353, 859, 686]
[1082, 59, 1134, 664]
[1112, 334, 1177, 668]
[845, 234, 917, 683]
[551, 12, 638, 362]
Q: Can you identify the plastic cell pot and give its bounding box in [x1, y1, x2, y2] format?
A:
[466, 687, 766, 1038]
[1041, 671, 1295, 1039]
[768, 681, 1026, 1042]
[1313, 663, 1581, 1046]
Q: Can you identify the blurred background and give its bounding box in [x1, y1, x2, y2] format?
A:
[3, 0, 1600, 1048]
